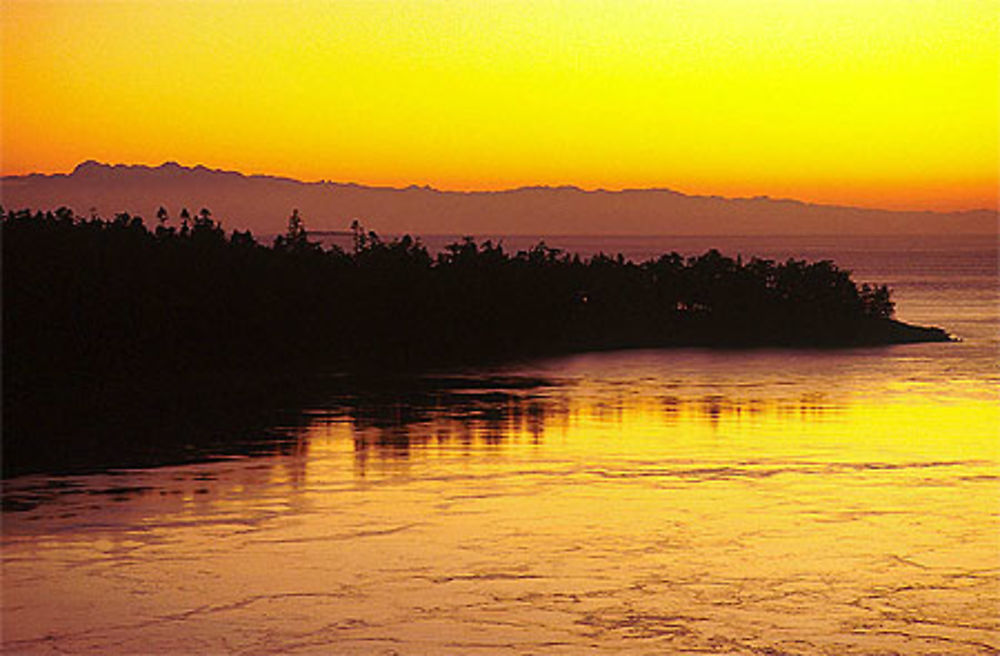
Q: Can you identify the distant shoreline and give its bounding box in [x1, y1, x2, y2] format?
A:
[5, 160, 998, 214]
[3, 161, 996, 237]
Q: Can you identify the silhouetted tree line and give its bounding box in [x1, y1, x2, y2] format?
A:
[4, 205, 935, 386]
[3, 206, 953, 475]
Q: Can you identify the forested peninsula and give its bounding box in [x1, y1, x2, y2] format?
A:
[3, 207, 950, 474]
[4, 205, 950, 373]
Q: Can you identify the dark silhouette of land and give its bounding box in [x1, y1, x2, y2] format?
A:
[2, 206, 950, 477]
[3, 161, 996, 236]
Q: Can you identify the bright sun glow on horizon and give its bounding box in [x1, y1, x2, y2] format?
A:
[2, 0, 998, 211]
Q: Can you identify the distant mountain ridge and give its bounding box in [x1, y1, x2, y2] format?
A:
[2, 160, 996, 236]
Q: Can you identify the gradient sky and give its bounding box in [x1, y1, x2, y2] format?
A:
[2, 0, 997, 210]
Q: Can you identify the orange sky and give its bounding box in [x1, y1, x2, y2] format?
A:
[2, 0, 997, 211]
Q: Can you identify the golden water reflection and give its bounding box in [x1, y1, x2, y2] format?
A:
[3, 363, 999, 655]
[289, 378, 998, 477]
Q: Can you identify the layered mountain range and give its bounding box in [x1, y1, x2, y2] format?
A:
[3, 160, 995, 236]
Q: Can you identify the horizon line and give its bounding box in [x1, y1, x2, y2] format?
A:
[3, 158, 998, 216]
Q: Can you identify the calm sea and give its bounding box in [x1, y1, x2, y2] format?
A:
[3, 234, 998, 654]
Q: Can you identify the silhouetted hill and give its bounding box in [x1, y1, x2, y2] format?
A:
[2, 161, 995, 236]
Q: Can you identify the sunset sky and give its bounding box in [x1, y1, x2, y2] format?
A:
[2, 0, 997, 211]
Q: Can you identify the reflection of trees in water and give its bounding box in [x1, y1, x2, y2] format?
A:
[339, 377, 555, 474]
[2, 429, 311, 515]
[331, 376, 841, 470]
[2, 375, 840, 511]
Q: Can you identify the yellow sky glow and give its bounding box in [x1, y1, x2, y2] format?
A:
[2, 0, 997, 210]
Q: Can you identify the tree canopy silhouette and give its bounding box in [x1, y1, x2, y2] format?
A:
[2, 205, 936, 383]
[1, 205, 948, 475]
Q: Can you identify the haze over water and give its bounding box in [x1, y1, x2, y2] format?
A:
[3, 234, 998, 654]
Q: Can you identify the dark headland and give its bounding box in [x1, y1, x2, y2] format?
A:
[2, 207, 950, 477]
